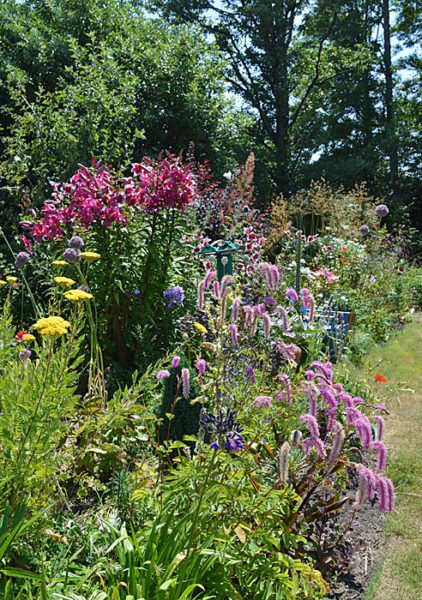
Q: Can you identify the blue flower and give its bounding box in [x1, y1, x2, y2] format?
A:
[200, 409, 244, 453]
[164, 286, 184, 307]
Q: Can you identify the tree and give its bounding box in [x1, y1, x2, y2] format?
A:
[151, 0, 370, 196]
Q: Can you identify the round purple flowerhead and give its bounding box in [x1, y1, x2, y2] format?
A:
[164, 286, 184, 308]
[359, 225, 369, 235]
[375, 204, 389, 218]
[15, 252, 30, 268]
[19, 348, 31, 361]
[63, 248, 80, 263]
[69, 236, 85, 250]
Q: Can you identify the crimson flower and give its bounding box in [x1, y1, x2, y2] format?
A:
[374, 375, 387, 383]
[15, 330, 30, 340]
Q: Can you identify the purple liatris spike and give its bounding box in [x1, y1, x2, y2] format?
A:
[337, 390, 354, 408]
[197, 281, 205, 309]
[346, 406, 362, 426]
[253, 395, 273, 408]
[375, 415, 385, 441]
[302, 382, 319, 416]
[285, 287, 298, 303]
[229, 323, 238, 344]
[244, 306, 253, 326]
[371, 440, 388, 472]
[278, 373, 292, 405]
[181, 368, 190, 399]
[196, 359, 207, 375]
[302, 436, 327, 458]
[157, 369, 170, 380]
[231, 297, 240, 322]
[328, 422, 345, 463]
[220, 275, 233, 299]
[377, 475, 391, 512]
[262, 313, 271, 339]
[203, 270, 216, 289]
[319, 384, 337, 409]
[270, 264, 280, 285]
[300, 414, 320, 438]
[171, 355, 181, 369]
[213, 280, 220, 298]
[355, 415, 373, 450]
[353, 471, 367, 508]
[276, 306, 290, 333]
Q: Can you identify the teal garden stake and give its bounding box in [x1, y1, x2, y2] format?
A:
[200, 240, 239, 281]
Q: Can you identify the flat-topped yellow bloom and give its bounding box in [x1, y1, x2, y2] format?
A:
[33, 316, 70, 336]
[63, 289, 93, 302]
[78, 251, 101, 263]
[52, 260, 68, 267]
[54, 276, 75, 289]
[6, 276, 17, 283]
[194, 322, 208, 334]
[22, 333, 35, 342]
[0, 280, 7, 287]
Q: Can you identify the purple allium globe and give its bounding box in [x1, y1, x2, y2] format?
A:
[15, 252, 30, 268]
[69, 236, 85, 250]
[63, 248, 80, 263]
[375, 204, 389, 218]
[164, 285, 184, 307]
[359, 225, 369, 235]
[19, 348, 31, 361]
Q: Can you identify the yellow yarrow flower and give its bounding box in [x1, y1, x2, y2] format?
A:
[54, 276, 75, 289]
[194, 322, 208, 334]
[6, 276, 17, 283]
[52, 260, 68, 267]
[63, 289, 93, 302]
[0, 280, 7, 287]
[33, 316, 71, 336]
[22, 333, 35, 342]
[78, 251, 101, 263]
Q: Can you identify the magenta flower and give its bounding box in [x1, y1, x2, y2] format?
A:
[278, 373, 292, 405]
[355, 415, 373, 449]
[203, 270, 216, 290]
[285, 287, 299, 303]
[371, 440, 388, 471]
[262, 313, 271, 340]
[213, 280, 220, 298]
[171, 355, 181, 369]
[328, 422, 345, 463]
[196, 359, 207, 375]
[253, 395, 273, 408]
[375, 415, 385, 441]
[197, 281, 205, 309]
[157, 370, 170, 381]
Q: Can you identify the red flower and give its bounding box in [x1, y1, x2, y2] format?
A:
[15, 330, 30, 340]
[374, 375, 387, 383]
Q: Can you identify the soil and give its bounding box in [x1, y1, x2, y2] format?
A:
[328, 499, 386, 600]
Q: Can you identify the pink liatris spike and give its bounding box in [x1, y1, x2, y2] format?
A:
[231, 297, 240, 322]
[300, 414, 320, 438]
[213, 280, 220, 299]
[328, 422, 345, 463]
[196, 359, 206, 375]
[197, 281, 205, 310]
[228, 323, 238, 345]
[181, 368, 190, 399]
[203, 270, 216, 290]
[278, 373, 292, 405]
[371, 440, 388, 472]
[262, 313, 271, 340]
[354, 415, 373, 450]
[375, 415, 385, 441]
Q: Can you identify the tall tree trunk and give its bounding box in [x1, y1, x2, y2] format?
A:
[382, 0, 399, 197]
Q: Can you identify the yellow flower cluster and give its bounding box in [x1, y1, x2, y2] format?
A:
[63, 289, 93, 302]
[22, 333, 35, 342]
[0, 280, 7, 287]
[194, 322, 208, 334]
[52, 260, 68, 267]
[33, 316, 71, 336]
[78, 251, 101, 263]
[54, 276, 75, 289]
[6, 276, 17, 283]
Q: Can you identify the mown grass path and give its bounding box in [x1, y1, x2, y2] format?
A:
[356, 314, 422, 600]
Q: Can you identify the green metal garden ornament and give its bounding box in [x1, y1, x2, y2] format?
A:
[199, 240, 239, 281]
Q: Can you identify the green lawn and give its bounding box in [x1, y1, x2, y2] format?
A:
[352, 315, 422, 600]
